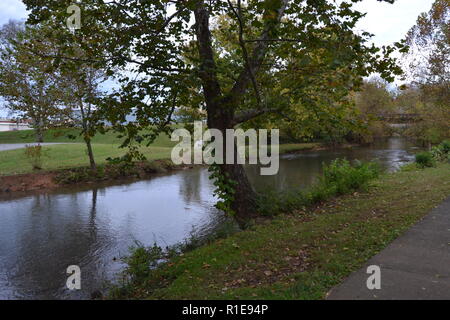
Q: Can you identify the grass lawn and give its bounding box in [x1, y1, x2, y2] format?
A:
[0, 128, 176, 175]
[0, 144, 175, 175]
[0, 128, 319, 176]
[0, 127, 174, 145]
[113, 163, 450, 300]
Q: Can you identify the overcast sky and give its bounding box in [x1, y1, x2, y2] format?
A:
[0, 0, 435, 117]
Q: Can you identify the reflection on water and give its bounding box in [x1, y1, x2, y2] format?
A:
[0, 137, 418, 299]
[0, 169, 221, 299]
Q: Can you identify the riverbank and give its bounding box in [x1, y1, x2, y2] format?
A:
[0, 140, 332, 193]
[0, 159, 188, 193]
[110, 163, 450, 299]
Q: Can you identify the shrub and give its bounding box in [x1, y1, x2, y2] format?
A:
[24, 144, 43, 170]
[55, 167, 91, 184]
[55, 166, 105, 184]
[440, 140, 450, 153]
[105, 157, 139, 178]
[122, 243, 164, 283]
[142, 161, 167, 174]
[431, 140, 450, 162]
[320, 159, 380, 195]
[415, 151, 435, 168]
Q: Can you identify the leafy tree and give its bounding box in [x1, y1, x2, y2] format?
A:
[403, 0, 449, 144]
[405, 0, 449, 86]
[350, 77, 395, 142]
[356, 78, 394, 116]
[0, 21, 67, 142]
[23, 0, 404, 224]
[43, 31, 112, 172]
[60, 62, 107, 171]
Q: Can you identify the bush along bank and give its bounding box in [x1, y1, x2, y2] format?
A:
[413, 140, 450, 169]
[0, 141, 352, 193]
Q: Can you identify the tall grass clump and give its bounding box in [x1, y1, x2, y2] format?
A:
[257, 158, 380, 216]
[24, 144, 43, 170]
[415, 151, 435, 168]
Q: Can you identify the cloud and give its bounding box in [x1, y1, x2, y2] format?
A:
[0, 0, 28, 26]
[353, 0, 434, 46]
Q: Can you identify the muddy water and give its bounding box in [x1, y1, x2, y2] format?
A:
[0, 137, 419, 299]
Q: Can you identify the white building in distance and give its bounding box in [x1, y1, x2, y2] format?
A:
[0, 119, 31, 132]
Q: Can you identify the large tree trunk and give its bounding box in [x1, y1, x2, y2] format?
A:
[211, 109, 258, 227]
[194, 1, 271, 226]
[220, 162, 258, 227]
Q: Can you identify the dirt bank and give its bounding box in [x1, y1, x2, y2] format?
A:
[0, 171, 58, 193]
[0, 160, 193, 194]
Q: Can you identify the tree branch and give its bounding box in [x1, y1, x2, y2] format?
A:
[226, 0, 262, 106]
[228, 0, 289, 103]
[193, 0, 222, 112]
[233, 106, 294, 125]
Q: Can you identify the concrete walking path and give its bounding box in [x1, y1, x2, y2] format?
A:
[327, 196, 450, 300]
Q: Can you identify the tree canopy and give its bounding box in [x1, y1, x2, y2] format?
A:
[402, 0, 449, 144]
[0, 21, 68, 142]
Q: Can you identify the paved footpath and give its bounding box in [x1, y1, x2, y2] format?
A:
[0, 143, 66, 152]
[327, 196, 450, 300]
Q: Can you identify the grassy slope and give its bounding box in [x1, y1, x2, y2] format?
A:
[0, 129, 318, 175]
[118, 164, 450, 300]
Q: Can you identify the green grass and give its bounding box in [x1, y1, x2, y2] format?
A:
[0, 143, 175, 175]
[0, 128, 175, 146]
[111, 163, 450, 300]
[0, 129, 320, 151]
[0, 128, 320, 176]
[0, 128, 177, 175]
